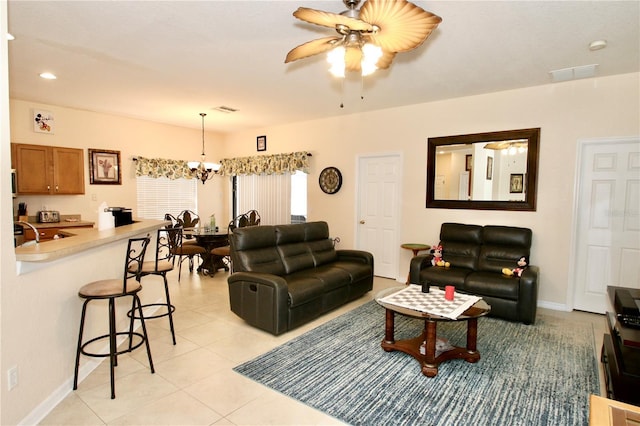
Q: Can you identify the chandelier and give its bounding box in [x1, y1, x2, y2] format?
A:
[188, 113, 220, 184]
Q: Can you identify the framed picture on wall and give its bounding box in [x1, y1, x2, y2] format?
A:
[510, 173, 524, 193]
[33, 110, 55, 134]
[465, 154, 472, 171]
[486, 157, 493, 180]
[257, 135, 267, 152]
[89, 149, 122, 184]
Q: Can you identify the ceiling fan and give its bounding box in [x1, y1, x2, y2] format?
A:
[285, 0, 442, 77]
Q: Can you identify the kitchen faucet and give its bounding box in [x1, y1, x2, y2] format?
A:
[15, 221, 40, 244]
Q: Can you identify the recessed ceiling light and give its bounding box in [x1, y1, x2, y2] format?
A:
[6, 33, 15, 41]
[589, 40, 607, 51]
[39, 72, 57, 80]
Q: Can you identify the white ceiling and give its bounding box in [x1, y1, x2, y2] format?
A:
[7, 1, 640, 134]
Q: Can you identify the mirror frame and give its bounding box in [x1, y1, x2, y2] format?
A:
[426, 128, 540, 211]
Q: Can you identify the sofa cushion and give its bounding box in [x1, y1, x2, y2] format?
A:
[308, 239, 338, 266]
[419, 265, 472, 288]
[285, 274, 325, 307]
[440, 223, 483, 270]
[277, 242, 315, 274]
[230, 225, 286, 275]
[465, 272, 519, 301]
[311, 264, 352, 292]
[331, 260, 373, 283]
[275, 223, 307, 244]
[478, 226, 532, 273]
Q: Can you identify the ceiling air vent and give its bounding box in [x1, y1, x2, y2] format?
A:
[213, 106, 238, 114]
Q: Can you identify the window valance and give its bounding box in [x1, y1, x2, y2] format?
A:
[219, 151, 311, 176]
[134, 156, 194, 180]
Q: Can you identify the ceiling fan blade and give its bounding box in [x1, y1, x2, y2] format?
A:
[285, 36, 343, 63]
[484, 142, 511, 150]
[375, 50, 396, 70]
[293, 7, 374, 32]
[359, 0, 442, 53]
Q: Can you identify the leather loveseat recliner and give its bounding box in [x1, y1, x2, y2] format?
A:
[227, 221, 374, 335]
[409, 223, 538, 324]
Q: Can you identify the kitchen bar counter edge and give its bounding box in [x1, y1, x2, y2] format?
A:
[15, 220, 167, 262]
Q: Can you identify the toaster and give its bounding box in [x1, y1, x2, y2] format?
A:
[38, 210, 60, 223]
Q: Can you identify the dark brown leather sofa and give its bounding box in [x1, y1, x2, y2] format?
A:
[409, 223, 538, 324]
[227, 221, 374, 335]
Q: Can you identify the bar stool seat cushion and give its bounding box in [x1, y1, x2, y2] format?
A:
[78, 279, 142, 298]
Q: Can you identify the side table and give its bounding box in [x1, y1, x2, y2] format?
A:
[401, 243, 430, 283]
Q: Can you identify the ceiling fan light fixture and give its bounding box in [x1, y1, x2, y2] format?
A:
[286, 0, 441, 78]
[361, 43, 383, 76]
[327, 46, 346, 77]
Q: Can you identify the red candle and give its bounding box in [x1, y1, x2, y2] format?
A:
[445, 285, 455, 301]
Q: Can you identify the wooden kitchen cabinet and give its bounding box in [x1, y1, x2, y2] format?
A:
[11, 143, 85, 195]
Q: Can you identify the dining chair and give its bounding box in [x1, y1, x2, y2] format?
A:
[73, 235, 154, 399]
[172, 227, 207, 282]
[177, 210, 200, 244]
[211, 210, 261, 273]
[127, 226, 181, 344]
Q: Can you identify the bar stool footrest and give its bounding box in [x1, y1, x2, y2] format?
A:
[127, 303, 176, 321]
[80, 332, 148, 358]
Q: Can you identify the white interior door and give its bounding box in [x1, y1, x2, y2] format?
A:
[572, 137, 640, 313]
[357, 154, 401, 279]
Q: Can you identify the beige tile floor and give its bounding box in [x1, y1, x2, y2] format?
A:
[40, 268, 607, 425]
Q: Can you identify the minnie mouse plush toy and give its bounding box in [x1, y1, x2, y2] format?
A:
[431, 245, 450, 268]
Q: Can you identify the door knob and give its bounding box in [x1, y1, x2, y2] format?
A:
[359, 220, 365, 224]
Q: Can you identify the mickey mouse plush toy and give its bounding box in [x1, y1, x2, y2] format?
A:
[502, 256, 528, 277]
[431, 245, 450, 268]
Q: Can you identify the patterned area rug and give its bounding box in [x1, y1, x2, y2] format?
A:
[234, 301, 600, 426]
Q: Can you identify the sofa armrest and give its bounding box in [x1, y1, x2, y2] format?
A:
[518, 265, 539, 325]
[336, 249, 374, 266]
[227, 272, 290, 334]
[409, 254, 434, 284]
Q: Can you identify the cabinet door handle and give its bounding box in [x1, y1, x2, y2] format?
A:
[55, 185, 59, 192]
[47, 185, 50, 190]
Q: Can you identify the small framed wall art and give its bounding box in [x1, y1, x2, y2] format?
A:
[89, 149, 122, 185]
[510, 173, 524, 193]
[33, 110, 55, 133]
[486, 157, 493, 180]
[257, 135, 267, 152]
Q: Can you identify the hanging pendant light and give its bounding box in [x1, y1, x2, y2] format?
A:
[188, 113, 220, 184]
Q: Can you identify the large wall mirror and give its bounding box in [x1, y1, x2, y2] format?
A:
[426, 128, 540, 211]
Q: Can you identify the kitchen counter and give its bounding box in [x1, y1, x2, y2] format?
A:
[15, 220, 167, 262]
[28, 220, 95, 229]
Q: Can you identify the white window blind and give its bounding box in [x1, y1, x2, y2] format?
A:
[237, 173, 292, 225]
[136, 176, 197, 220]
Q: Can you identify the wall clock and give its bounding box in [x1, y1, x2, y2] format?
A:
[319, 166, 342, 194]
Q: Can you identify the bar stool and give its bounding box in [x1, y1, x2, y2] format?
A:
[73, 236, 154, 399]
[127, 226, 181, 345]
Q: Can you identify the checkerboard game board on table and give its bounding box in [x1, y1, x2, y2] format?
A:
[379, 285, 481, 319]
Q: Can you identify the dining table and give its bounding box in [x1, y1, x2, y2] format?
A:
[182, 227, 229, 276]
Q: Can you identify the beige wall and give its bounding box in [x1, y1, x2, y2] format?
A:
[1, 42, 638, 425]
[224, 72, 640, 308]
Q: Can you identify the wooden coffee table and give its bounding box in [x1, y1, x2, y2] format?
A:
[376, 286, 490, 377]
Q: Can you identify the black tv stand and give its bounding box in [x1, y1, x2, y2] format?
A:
[601, 287, 640, 405]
